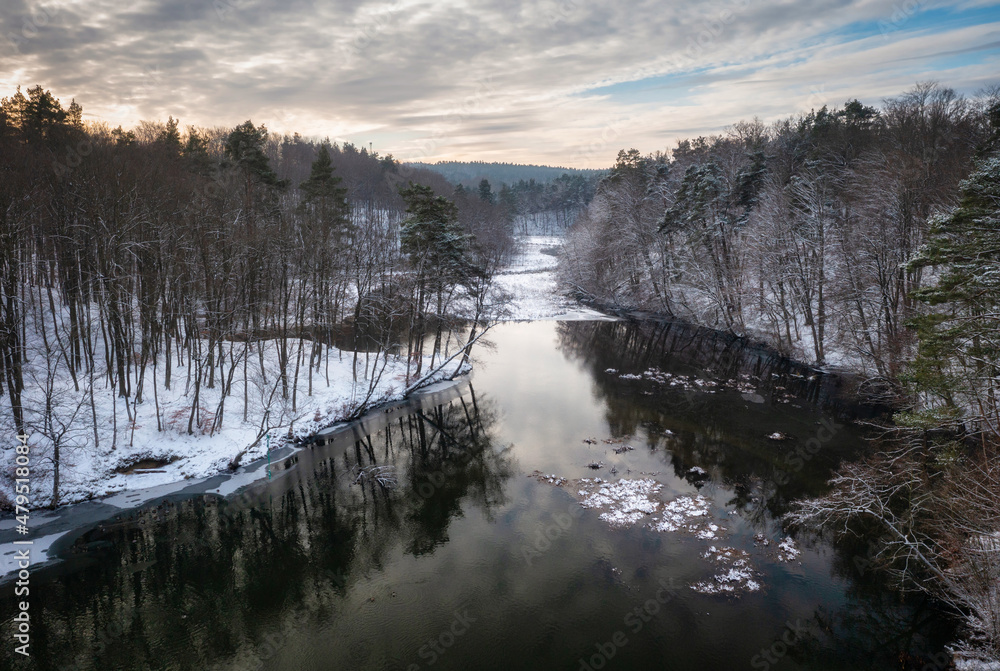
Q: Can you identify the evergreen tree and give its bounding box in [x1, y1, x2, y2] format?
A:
[478, 178, 494, 203]
[111, 125, 136, 146]
[299, 143, 349, 239]
[182, 127, 213, 175]
[399, 183, 468, 287]
[156, 115, 182, 154]
[0, 86, 29, 132]
[23, 85, 66, 140]
[0, 85, 77, 142]
[223, 120, 287, 189]
[906, 103, 1000, 434]
[65, 99, 83, 128]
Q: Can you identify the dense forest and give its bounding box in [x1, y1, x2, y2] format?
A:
[3, 78, 1000, 662]
[412, 160, 604, 234]
[408, 160, 603, 187]
[561, 82, 1000, 663]
[0, 85, 514, 507]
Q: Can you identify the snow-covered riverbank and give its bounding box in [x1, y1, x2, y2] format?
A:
[2, 335, 458, 511]
[0, 235, 605, 516]
[495, 236, 612, 321]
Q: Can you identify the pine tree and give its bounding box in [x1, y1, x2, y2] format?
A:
[111, 125, 136, 145]
[223, 120, 287, 189]
[399, 183, 468, 289]
[906, 103, 1000, 435]
[157, 116, 182, 154]
[182, 127, 213, 175]
[0, 85, 75, 142]
[299, 143, 349, 240]
[65, 99, 83, 128]
[24, 85, 66, 140]
[478, 178, 494, 203]
[300, 143, 345, 205]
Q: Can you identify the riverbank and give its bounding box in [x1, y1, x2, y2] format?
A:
[0, 234, 613, 576]
[495, 236, 613, 321]
[572, 300, 896, 420]
[0, 236, 594, 514]
[0, 376, 474, 581]
[5, 337, 465, 509]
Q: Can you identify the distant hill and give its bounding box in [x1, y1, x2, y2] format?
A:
[406, 161, 607, 187]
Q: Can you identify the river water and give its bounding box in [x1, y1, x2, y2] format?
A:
[1, 320, 953, 670]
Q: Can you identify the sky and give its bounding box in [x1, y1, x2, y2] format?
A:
[1, 0, 998, 168]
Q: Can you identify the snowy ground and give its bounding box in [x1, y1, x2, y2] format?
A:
[2, 235, 605, 514]
[496, 236, 613, 321]
[1, 334, 455, 511]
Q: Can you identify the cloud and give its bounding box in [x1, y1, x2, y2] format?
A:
[0, 0, 997, 166]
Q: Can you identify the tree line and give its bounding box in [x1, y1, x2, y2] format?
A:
[558, 81, 1000, 662]
[0, 85, 513, 505]
[562, 83, 996, 383]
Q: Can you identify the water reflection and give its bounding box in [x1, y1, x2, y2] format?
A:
[0, 321, 955, 671]
[556, 320, 870, 517]
[0, 386, 513, 671]
[554, 319, 955, 667]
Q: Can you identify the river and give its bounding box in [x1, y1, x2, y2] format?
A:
[0, 320, 954, 670]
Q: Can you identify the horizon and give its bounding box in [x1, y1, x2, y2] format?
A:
[0, 0, 1000, 168]
[2, 1, 998, 167]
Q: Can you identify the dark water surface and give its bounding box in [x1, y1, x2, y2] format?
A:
[2, 320, 953, 670]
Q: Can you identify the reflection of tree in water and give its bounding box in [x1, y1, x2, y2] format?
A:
[776, 533, 957, 670]
[556, 320, 839, 405]
[0, 385, 513, 671]
[555, 321, 865, 519]
[557, 320, 956, 669]
[338, 385, 514, 556]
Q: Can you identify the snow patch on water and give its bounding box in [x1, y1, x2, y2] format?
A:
[649, 495, 711, 532]
[692, 546, 761, 595]
[777, 536, 801, 562]
[577, 478, 663, 528]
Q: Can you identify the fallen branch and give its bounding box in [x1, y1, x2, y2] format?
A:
[402, 324, 493, 396]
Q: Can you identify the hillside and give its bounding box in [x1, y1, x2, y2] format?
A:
[406, 160, 606, 187]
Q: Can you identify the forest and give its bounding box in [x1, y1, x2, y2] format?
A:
[3, 78, 1000, 663]
[415, 161, 604, 235]
[0, 85, 514, 507]
[561, 82, 1000, 663]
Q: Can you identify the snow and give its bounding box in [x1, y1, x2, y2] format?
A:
[649, 494, 712, 532]
[495, 236, 613, 321]
[534, 473, 568, 486]
[578, 478, 663, 528]
[777, 536, 801, 562]
[1, 327, 452, 509]
[955, 660, 1000, 670]
[0, 530, 70, 579]
[530, 473, 776, 594]
[532, 472, 725, 539]
[692, 546, 761, 595]
[696, 523, 723, 540]
[1, 233, 610, 512]
[609, 367, 764, 396]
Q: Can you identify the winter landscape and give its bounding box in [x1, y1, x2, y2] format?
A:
[2, 1, 1000, 669]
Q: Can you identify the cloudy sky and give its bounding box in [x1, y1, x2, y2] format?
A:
[1, 0, 998, 167]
